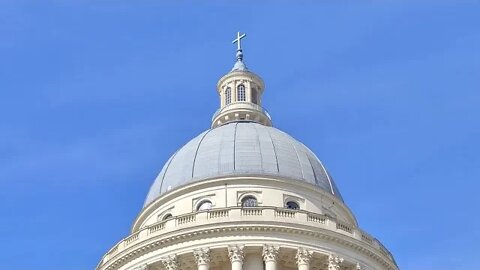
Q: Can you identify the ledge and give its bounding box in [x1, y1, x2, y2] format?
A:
[98, 207, 396, 269]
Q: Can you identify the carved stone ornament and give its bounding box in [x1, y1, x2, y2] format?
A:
[193, 248, 211, 265]
[262, 245, 279, 262]
[227, 245, 245, 263]
[161, 255, 178, 270]
[328, 254, 344, 270]
[295, 248, 313, 265]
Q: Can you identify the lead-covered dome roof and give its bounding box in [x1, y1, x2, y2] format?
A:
[144, 122, 342, 206]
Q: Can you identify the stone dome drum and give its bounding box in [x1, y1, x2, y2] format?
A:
[144, 122, 343, 206]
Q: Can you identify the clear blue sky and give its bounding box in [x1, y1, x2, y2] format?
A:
[1, 2, 479, 270]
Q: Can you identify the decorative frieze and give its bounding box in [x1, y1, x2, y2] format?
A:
[228, 245, 245, 263]
[296, 248, 313, 265]
[161, 255, 178, 270]
[193, 248, 211, 265]
[262, 245, 279, 262]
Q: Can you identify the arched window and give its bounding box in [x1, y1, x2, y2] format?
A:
[197, 200, 213, 211]
[285, 201, 300, 210]
[162, 213, 173, 220]
[251, 88, 258, 104]
[237, 84, 246, 102]
[241, 196, 257, 207]
[225, 87, 232, 105]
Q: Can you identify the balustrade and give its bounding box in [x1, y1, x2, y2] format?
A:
[101, 206, 392, 268]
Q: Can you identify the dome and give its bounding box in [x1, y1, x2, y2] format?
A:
[144, 122, 343, 206]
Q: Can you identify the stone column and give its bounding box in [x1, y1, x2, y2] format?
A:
[295, 248, 313, 270]
[228, 245, 245, 270]
[262, 245, 279, 270]
[328, 254, 344, 270]
[193, 248, 211, 270]
[161, 255, 178, 270]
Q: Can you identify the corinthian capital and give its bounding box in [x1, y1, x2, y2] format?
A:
[295, 248, 313, 265]
[227, 245, 245, 263]
[328, 254, 344, 270]
[161, 255, 178, 270]
[193, 248, 211, 265]
[262, 245, 279, 262]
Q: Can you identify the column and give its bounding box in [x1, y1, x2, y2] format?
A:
[228, 245, 245, 270]
[262, 245, 279, 270]
[328, 254, 344, 270]
[161, 255, 178, 270]
[193, 248, 211, 270]
[295, 248, 312, 270]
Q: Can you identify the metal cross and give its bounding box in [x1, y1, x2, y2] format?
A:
[232, 32, 246, 51]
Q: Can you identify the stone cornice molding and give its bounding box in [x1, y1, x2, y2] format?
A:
[262, 244, 279, 262]
[99, 224, 397, 270]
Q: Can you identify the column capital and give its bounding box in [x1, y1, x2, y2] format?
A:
[228, 245, 245, 264]
[161, 255, 178, 270]
[262, 245, 279, 262]
[193, 248, 211, 266]
[328, 254, 344, 270]
[295, 248, 313, 266]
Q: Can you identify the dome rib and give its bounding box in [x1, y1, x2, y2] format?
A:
[191, 129, 213, 178]
[265, 126, 281, 173]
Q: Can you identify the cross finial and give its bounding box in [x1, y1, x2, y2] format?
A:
[232, 32, 246, 51]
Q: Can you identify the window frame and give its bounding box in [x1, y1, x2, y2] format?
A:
[237, 84, 246, 102]
[241, 196, 258, 207]
[225, 87, 232, 105]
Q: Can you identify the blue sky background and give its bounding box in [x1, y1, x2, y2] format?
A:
[1, 2, 479, 270]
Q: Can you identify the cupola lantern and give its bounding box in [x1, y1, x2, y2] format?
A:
[211, 32, 272, 128]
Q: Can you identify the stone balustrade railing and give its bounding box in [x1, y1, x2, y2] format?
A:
[100, 206, 394, 267]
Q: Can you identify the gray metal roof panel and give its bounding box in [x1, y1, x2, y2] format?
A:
[144, 122, 343, 206]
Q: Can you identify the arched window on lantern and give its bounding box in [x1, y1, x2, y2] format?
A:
[225, 87, 232, 105]
[237, 84, 246, 102]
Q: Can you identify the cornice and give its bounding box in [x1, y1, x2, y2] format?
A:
[98, 219, 397, 270]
